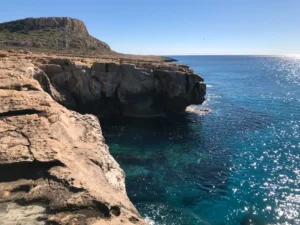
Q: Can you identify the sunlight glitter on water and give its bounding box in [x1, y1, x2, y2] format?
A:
[284, 54, 300, 59]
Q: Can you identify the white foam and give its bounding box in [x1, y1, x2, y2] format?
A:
[145, 217, 157, 225]
[185, 105, 212, 115]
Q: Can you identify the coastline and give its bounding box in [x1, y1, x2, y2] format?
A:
[0, 50, 205, 225]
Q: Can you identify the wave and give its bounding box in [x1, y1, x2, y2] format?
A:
[145, 217, 156, 225]
[185, 105, 212, 116]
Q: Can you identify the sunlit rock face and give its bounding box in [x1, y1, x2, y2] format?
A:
[0, 52, 145, 225]
[39, 59, 206, 117]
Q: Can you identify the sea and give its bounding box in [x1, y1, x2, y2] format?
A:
[101, 56, 300, 225]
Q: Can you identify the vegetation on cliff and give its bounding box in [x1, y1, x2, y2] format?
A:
[0, 17, 112, 54]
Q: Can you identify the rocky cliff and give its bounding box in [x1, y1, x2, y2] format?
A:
[0, 51, 146, 224]
[38, 58, 206, 117]
[0, 17, 111, 53]
[0, 50, 206, 224]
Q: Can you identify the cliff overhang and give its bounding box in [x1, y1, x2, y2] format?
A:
[38, 58, 206, 117]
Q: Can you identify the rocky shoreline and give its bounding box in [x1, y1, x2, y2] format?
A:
[0, 50, 205, 225]
[38, 57, 205, 117]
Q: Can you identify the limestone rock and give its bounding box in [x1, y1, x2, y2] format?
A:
[0, 50, 206, 224]
[22, 17, 89, 35]
[40, 59, 206, 117]
[0, 52, 145, 225]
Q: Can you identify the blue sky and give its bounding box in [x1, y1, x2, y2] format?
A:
[1, 0, 300, 55]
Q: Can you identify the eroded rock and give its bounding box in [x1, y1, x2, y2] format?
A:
[0, 54, 145, 225]
[0, 50, 206, 224]
[39, 59, 206, 117]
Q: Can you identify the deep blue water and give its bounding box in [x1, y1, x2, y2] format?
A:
[101, 56, 300, 225]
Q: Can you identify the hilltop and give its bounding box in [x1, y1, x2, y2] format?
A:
[0, 17, 112, 54]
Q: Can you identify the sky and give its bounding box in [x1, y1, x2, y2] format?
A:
[0, 0, 300, 55]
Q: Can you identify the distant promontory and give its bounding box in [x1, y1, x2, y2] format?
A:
[0, 17, 111, 53]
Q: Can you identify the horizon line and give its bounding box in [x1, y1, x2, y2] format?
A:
[153, 54, 300, 58]
[158, 54, 300, 57]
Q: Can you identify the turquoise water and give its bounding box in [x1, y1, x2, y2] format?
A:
[101, 56, 300, 225]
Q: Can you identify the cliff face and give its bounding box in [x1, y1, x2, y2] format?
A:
[1, 17, 89, 35]
[0, 52, 145, 225]
[38, 59, 206, 117]
[21, 17, 89, 35]
[0, 17, 111, 53]
[0, 50, 206, 224]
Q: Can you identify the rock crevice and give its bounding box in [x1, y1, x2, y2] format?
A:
[0, 109, 42, 118]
